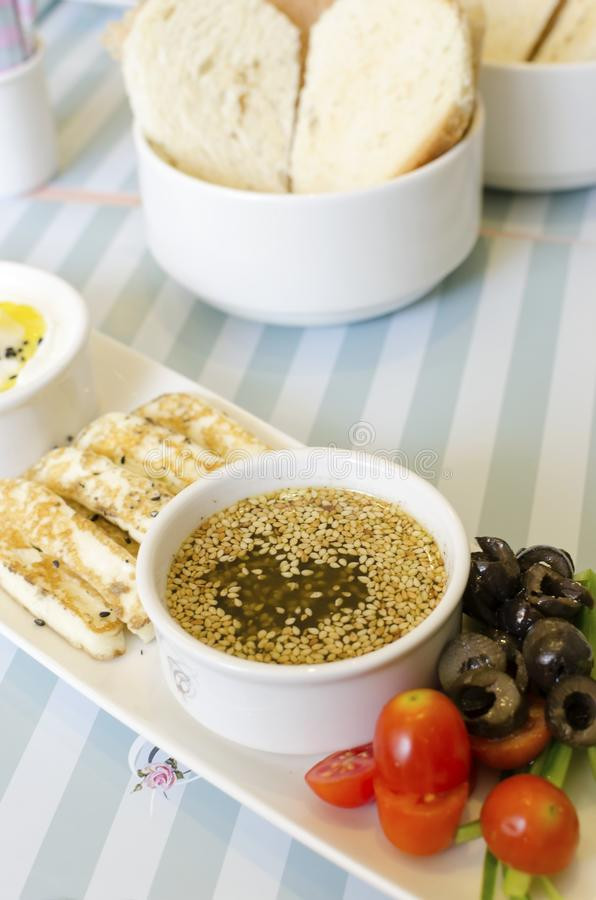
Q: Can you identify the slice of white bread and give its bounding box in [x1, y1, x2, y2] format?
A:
[482, 0, 564, 63]
[268, 0, 334, 34]
[534, 0, 596, 61]
[458, 0, 486, 69]
[290, 0, 475, 194]
[122, 0, 301, 192]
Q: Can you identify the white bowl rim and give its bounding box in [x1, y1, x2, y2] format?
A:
[133, 102, 485, 204]
[482, 58, 596, 74]
[0, 262, 90, 413]
[137, 448, 471, 685]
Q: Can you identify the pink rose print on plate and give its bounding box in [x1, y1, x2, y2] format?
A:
[128, 737, 199, 808]
[143, 763, 178, 791]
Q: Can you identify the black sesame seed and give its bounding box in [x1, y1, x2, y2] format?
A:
[52, 560, 60, 568]
[34, 618, 46, 627]
[90, 514, 99, 522]
[66, 435, 73, 443]
[99, 610, 111, 618]
[37, 337, 43, 345]
[8, 375, 16, 380]
[125, 537, 132, 544]
[151, 495, 161, 501]
[120, 456, 126, 465]
[5, 347, 16, 358]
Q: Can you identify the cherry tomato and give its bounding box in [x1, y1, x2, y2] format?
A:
[375, 778, 469, 856]
[373, 689, 471, 794]
[305, 743, 375, 808]
[481, 774, 579, 875]
[470, 697, 551, 771]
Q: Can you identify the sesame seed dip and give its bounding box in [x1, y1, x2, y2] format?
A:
[165, 487, 447, 665]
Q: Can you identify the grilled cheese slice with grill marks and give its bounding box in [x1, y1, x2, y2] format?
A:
[0, 479, 151, 636]
[0, 529, 125, 660]
[75, 411, 220, 494]
[28, 447, 172, 545]
[135, 393, 270, 460]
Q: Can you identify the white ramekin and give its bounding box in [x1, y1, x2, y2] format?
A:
[137, 448, 470, 755]
[481, 61, 596, 192]
[0, 262, 96, 477]
[0, 42, 57, 198]
[133, 106, 484, 327]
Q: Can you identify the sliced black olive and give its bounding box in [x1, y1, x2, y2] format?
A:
[546, 676, 596, 748]
[476, 537, 521, 595]
[438, 633, 507, 693]
[516, 545, 574, 579]
[487, 629, 529, 694]
[523, 618, 593, 694]
[498, 592, 543, 642]
[463, 538, 520, 626]
[449, 669, 528, 738]
[523, 563, 593, 620]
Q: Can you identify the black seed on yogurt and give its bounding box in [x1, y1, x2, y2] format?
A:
[52, 560, 60, 568]
[34, 618, 46, 627]
[99, 610, 111, 618]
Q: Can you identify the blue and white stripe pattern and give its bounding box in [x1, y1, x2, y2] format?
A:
[1, 2, 596, 897]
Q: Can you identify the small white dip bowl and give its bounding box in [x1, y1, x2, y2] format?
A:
[137, 448, 470, 755]
[0, 262, 96, 477]
[133, 106, 484, 327]
[481, 61, 596, 192]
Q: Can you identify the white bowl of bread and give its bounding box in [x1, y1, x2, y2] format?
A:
[480, 0, 596, 192]
[114, 0, 484, 326]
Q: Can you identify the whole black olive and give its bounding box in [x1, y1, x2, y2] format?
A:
[523, 563, 593, 620]
[498, 592, 543, 642]
[463, 538, 520, 626]
[546, 676, 596, 748]
[523, 619, 593, 694]
[438, 633, 507, 693]
[516, 545, 574, 579]
[487, 629, 529, 694]
[449, 669, 528, 738]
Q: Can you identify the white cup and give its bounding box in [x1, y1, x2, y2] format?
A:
[0, 41, 58, 198]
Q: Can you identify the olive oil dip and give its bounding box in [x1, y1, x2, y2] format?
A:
[166, 487, 447, 665]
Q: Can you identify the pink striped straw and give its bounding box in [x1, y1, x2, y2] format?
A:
[0, 0, 36, 72]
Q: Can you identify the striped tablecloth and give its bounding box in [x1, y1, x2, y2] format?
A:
[2, 3, 596, 898]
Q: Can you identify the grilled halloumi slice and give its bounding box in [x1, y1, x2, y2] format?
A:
[135, 393, 270, 459]
[0, 479, 150, 636]
[28, 447, 173, 545]
[75, 411, 219, 494]
[0, 533, 125, 660]
[67, 500, 139, 557]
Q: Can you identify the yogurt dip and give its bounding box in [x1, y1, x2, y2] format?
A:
[0, 301, 50, 393]
[0, 262, 95, 478]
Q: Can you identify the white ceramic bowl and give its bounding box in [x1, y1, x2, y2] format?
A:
[137, 448, 470, 755]
[0, 262, 96, 477]
[133, 106, 484, 327]
[481, 61, 596, 192]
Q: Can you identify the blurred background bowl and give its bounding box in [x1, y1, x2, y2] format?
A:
[134, 105, 484, 327]
[481, 61, 596, 192]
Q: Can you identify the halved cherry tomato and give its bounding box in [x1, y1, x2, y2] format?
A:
[305, 743, 375, 808]
[481, 774, 579, 875]
[373, 689, 471, 794]
[470, 697, 550, 771]
[375, 778, 469, 856]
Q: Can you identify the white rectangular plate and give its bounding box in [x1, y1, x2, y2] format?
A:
[0, 332, 594, 900]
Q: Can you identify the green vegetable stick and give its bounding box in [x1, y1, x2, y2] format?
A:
[539, 876, 565, 900]
[480, 847, 499, 900]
